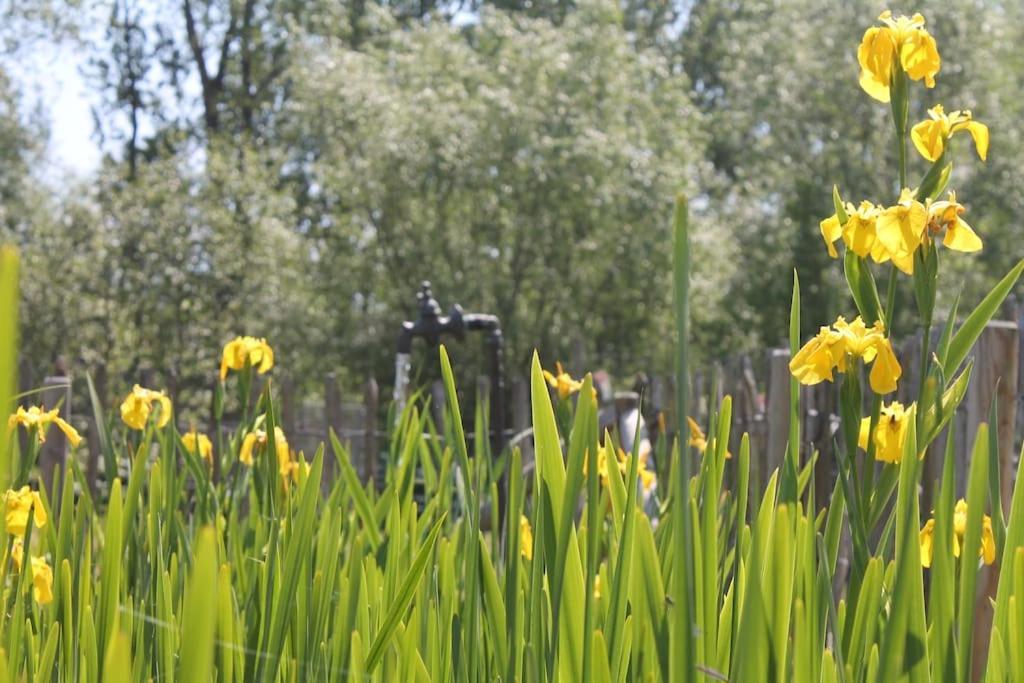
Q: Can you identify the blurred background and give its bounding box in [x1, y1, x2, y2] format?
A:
[1, 0, 1021, 419]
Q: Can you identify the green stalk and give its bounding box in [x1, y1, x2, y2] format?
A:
[670, 194, 696, 683]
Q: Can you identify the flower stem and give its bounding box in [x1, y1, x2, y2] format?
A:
[898, 128, 908, 190]
[884, 265, 898, 331]
[916, 321, 931, 435]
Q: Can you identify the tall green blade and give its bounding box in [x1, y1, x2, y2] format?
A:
[670, 193, 696, 683]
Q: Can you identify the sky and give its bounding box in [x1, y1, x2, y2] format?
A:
[8, 39, 100, 178]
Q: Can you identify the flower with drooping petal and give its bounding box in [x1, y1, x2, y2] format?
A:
[791, 316, 902, 394]
[120, 385, 173, 431]
[875, 189, 928, 275]
[8, 405, 81, 447]
[858, 11, 940, 103]
[821, 200, 881, 260]
[220, 336, 275, 381]
[920, 499, 996, 568]
[859, 401, 912, 464]
[911, 105, 989, 162]
[11, 541, 53, 603]
[927, 191, 982, 253]
[542, 361, 583, 401]
[240, 423, 289, 472]
[520, 515, 533, 560]
[4, 486, 47, 537]
[182, 429, 213, 468]
[29, 555, 53, 604]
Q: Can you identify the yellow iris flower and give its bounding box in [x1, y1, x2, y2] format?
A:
[30, 555, 54, 604]
[8, 405, 82, 447]
[911, 105, 989, 162]
[820, 201, 882, 261]
[10, 541, 54, 605]
[4, 486, 48, 537]
[240, 423, 290, 476]
[927, 191, 982, 253]
[586, 444, 657, 495]
[220, 336, 275, 381]
[790, 316, 902, 395]
[858, 11, 940, 103]
[686, 416, 730, 459]
[858, 401, 911, 464]
[542, 361, 584, 400]
[120, 385, 173, 431]
[874, 189, 928, 274]
[520, 515, 533, 560]
[920, 499, 996, 568]
[182, 429, 214, 468]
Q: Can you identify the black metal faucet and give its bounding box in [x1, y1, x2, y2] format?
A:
[396, 282, 507, 524]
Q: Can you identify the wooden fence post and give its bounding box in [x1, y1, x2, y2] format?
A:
[962, 320, 1019, 680]
[765, 348, 791, 485]
[364, 378, 380, 490]
[324, 373, 342, 487]
[39, 371, 71, 500]
[964, 320, 1020, 503]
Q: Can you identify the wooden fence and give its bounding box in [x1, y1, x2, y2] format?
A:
[18, 318, 1023, 516]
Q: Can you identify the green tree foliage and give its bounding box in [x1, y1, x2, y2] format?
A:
[285, 4, 728, 377]
[680, 0, 1024, 343]
[7, 0, 1024, 404]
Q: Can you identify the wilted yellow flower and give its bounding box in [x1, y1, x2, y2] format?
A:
[543, 361, 583, 401]
[10, 538, 23, 571]
[911, 105, 989, 162]
[858, 11, 940, 103]
[120, 385, 172, 431]
[520, 515, 533, 560]
[279, 449, 310, 483]
[220, 336, 274, 381]
[182, 429, 213, 467]
[875, 189, 928, 274]
[240, 424, 289, 470]
[920, 499, 996, 568]
[919, 519, 935, 567]
[858, 401, 911, 463]
[686, 417, 708, 453]
[791, 316, 902, 394]
[29, 555, 53, 604]
[11, 541, 52, 603]
[927, 191, 982, 253]
[8, 405, 81, 447]
[637, 447, 657, 493]
[4, 486, 48, 537]
[685, 417, 729, 460]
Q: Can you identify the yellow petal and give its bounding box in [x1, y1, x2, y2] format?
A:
[899, 31, 940, 85]
[858, 416, 871, 451]
[857, 27, 894, 103]
[52, 416, 82, 448]
[981, 518, 996, 565]
[156, 394, 173, 429]
[943, 217, 982, 253]
[240, 432, 258, 466]
[30, 556, 53, 605]
[820, 214, 841, 258]
[911, 119, 945, 162]
[868, 340, 901, 395]
[919, 520, 934, 568]
[964, 120, 989, 161]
